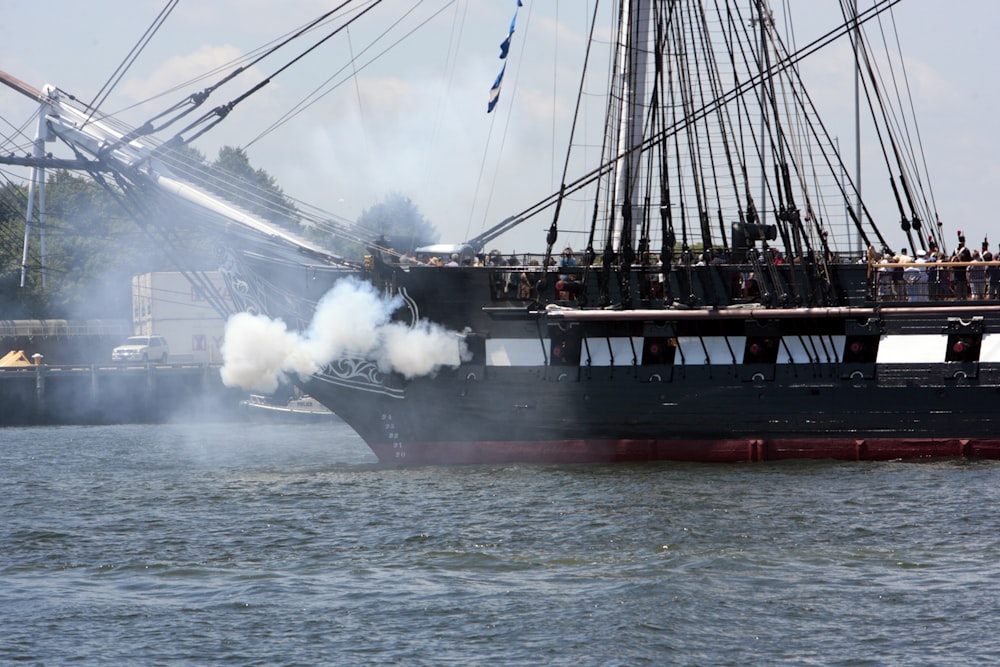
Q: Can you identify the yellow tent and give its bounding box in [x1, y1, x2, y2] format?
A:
[0, 350, 35, 367]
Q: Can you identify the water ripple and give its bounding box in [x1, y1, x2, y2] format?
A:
[4, 425, 1000, 665]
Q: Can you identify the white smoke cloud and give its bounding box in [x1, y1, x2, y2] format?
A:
[220, 276, 468, 392]
[218, 312, 315, 393]
[380, 320, 465, 377]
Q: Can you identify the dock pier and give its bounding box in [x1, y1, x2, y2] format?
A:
[0, 363, 245, 425]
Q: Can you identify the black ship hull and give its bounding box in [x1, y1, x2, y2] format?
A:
[301, 344, 1000, 465]
[228, 256, 1000, 465]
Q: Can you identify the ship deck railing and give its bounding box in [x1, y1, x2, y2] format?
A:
[401, 252, 1000, 309]
[871, 260, 1000, 304]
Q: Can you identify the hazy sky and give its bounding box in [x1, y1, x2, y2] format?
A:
[1, 0, 997, 255]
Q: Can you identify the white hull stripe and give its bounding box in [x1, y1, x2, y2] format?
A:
[482, 334, 1000, 366]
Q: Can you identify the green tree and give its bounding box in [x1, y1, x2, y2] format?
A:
[355, 192, 438, 255]
[0, 146, 299, 319]
[0, 171, 196, 319]
[0, 181, 49, 317]
[208, 146, 299, 228]
[35, 171, 178, 318]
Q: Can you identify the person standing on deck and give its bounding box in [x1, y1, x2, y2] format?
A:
[982, 239, 995, 299]
[970, 249, 987, 299]
[877, 252, 893, 300]
[907, 248, 929, 301]
[894, 247, 912, 300]
[952, 233, 972, 299]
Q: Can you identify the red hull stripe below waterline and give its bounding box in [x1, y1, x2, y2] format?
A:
[369, 438, 1000, 465]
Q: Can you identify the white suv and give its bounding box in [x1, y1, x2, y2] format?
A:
[112, 335, 170, 363]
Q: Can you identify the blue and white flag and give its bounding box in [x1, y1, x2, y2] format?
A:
[487, 63, 507, 113]
[499, 0, 523, 59]
[488, 0, 523, 113]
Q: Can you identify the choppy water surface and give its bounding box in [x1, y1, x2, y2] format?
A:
[3, 421, 1000, 665]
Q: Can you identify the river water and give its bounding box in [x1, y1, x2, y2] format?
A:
[3, 421, 1000, 665]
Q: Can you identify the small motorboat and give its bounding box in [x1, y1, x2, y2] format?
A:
[240, 393, 340, 423]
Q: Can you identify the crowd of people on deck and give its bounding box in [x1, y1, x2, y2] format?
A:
[390, 232, 1000, 305]
[397, 246, 546, 299]
[871, 234, 998, 302]
[395, 246, 591, 301]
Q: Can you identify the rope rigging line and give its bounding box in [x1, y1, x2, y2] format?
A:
[654, 6, 677, 275]
[883, 9, 940, 237]
[469, 0, 534, 245]
[869, 2, 938, 245]
[865, 6, 926, 232]
[106, 0, 453, 150]
[844, 2, 919, 252]
[754, 9, 875, 254]
[155, 0, 376, 150]
[246, 0, 455, 151]
[100, 16, 338, 130]
[82, 0, 179, 129]
[108, 175, 236, 319]
[539, 0, 602, 269]
[0, 76, 370, 267]
[481, 0, 902, 256]
[695, 2, 743, 254]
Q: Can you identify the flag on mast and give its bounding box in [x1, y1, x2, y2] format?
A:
[499, 0, 523, 59]
[487, 0, 523, 113]
[487, 63, 507, 113]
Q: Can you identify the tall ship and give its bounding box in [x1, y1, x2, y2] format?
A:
[3, 1, 999, 464]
